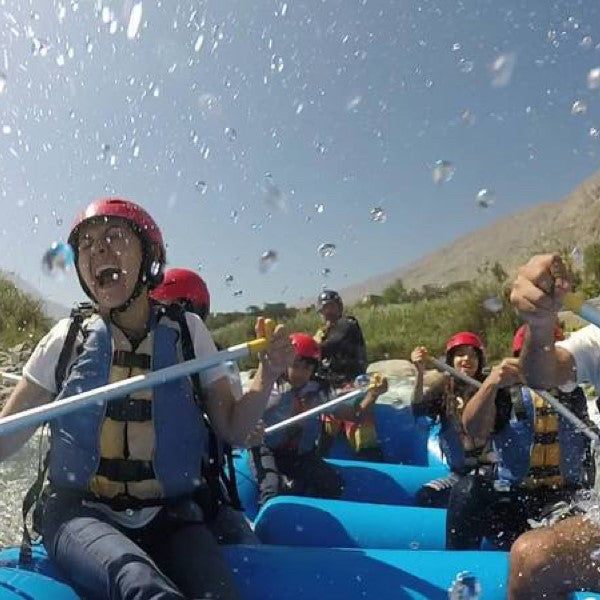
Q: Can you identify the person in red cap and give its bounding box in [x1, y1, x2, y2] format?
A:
[410, 331, 518, 509]
[506, 254, 600, 598]
[446, 323, 590, 553]
[0, 198, 294, 600]
[151, 267, 211, 321]
[247, 332, 345, 508]
[150, 267, 258, 546]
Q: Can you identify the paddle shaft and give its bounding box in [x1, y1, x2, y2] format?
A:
[429, 357, 599, 445]
[0, 342, 253, 438]
[0, 372, 21, 384]
[264, 387, 366, 435]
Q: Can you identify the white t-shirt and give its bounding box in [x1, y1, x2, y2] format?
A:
[556, 324, 600, 390]
[23, 312, 235, 528]
[24, 312, 228, 393]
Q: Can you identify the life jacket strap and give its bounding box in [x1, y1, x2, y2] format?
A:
[112, 350, 151, 370]
[97, 458, 155, 482]
[105, 396, 152, 422]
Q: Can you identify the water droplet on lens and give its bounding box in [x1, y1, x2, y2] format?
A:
[41, 242, 75, 277]
[189, 32, 202, 53]
[224, 126, 237, 141]
[281, 2, 288, 17]
[233, 289, 243, 297]
[571, 247, 584, 268]
[588, 67, 600, 90]
[432, 160, 455, 184]
[346, 95, 362, 111]
[581, 35, 593, 49]
[225, 274, 234, 285]
[483, 297, 503, 313]
[195, 180, 207, 195]
[448, 571, 482, 600]
[321, 267, 331, 277]
[315, 203, 324, 213]
[458, 58, 474, 74]
[590, 127, 600, 139]
[461, 109, 475, 126]
[0, 73, 7, 95]
[572, 100, 587, 115]
[476, 188, 495, 208]
[370, 207, 387, 223]
[318, 243, 336, 258]
[127, 2, 143, 40]
[409, 541, 420, 550]
[56, 54, 65, 67]
[259, 250, 278, 273]
[490, 52, 516, 88]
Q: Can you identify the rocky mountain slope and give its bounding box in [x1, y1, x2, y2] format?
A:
[338, 169, 600, 302]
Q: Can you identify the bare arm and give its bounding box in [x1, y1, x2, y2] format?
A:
[463, 359, 522, 439]
[520, 325, 575, 389]
[205, 363, 278, 447]
[0, 378, 53, 462]
[510, 253, 573, 388]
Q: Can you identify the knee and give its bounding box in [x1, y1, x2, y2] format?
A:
[110, 554, 184, 600]
[509, 531, 553, 592]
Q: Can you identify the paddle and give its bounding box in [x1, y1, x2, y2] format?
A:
[428, 356, 599, 445]
[264, 374, 385, 435]
[0, 320, 276, 438]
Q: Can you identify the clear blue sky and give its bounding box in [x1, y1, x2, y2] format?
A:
[1, 0, 600, 312]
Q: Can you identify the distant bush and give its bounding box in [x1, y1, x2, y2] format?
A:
[0, 276, 52, 348]
[211, 279, 520, 369]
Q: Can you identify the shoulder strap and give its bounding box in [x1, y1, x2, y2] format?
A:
[163, 304, 242, 511]
[54, 302, 95, 392]
[510, 386, 528, 421]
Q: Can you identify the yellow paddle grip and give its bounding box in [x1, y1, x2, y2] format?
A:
[368, 372, 384, 389]
[247, 318, 276, 357]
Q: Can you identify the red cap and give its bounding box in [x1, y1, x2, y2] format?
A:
[446, 331, 485, 353]
[290, 333, 321, 361]
[151, 268, 210, 317]
[513, 324, 564, 355]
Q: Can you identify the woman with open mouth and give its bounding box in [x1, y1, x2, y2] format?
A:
[0, 197, 294, 600]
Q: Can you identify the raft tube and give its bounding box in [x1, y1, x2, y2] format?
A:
[235, 450, 449, 520]
[0, 545, 597, 599]
[254, 496, 446, 549]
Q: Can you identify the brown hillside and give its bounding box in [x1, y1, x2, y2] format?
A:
[338, 169, 600, 303]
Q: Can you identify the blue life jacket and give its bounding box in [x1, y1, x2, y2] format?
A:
[493, 386, 587, 488]
[438, 413, 493, 474]
[48, 309, 210, 503]
[263, 381, 328, 454]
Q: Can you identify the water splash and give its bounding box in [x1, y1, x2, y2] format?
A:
[317, 243, 336, 258]
[432, 160, 455, 185]
[41, 242, 75, 277]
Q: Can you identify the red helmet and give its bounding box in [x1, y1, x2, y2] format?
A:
[151, 268, 210, 321]
[446, 331, 485, 353]
[512, 324, 564, 356]
[446, 331, 486, 373]
[68, 198, 166, 302]
[290, 333, 321, 361]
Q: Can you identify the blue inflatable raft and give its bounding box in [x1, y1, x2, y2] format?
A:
[0, 544, 597, 599]
[235, 450, 449, 520]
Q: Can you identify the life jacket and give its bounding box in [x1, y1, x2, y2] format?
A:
[493, 387, 587, 489]
[263, 381, 327, 454]
[316, 316, 367, 384]
[47, 307, 211, 504]
[437, 395, 495, 474]
[321, 385, 378, 453]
